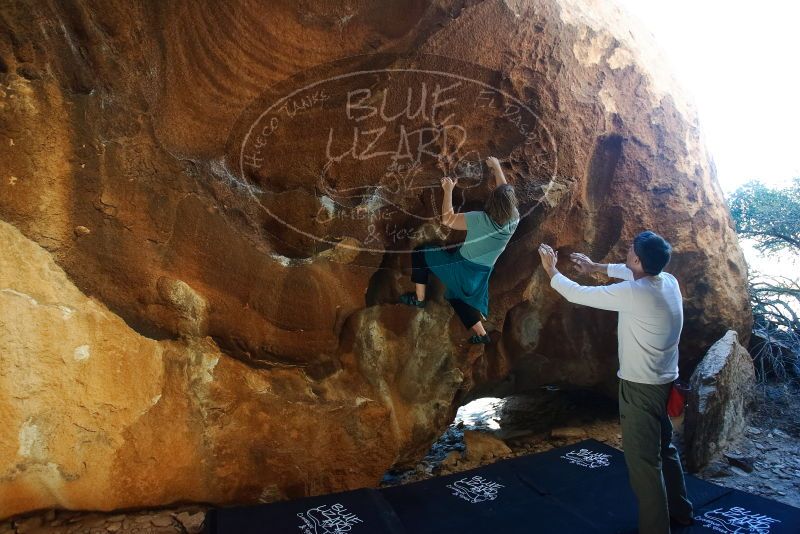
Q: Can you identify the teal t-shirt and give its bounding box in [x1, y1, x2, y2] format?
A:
[460, 211, 519, 267]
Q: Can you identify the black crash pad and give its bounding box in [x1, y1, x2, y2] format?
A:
[380, 459, 602, 533]
[678, 490, 800, 533]
[204, 488, 405, 534]
[205, 439, 798, 533]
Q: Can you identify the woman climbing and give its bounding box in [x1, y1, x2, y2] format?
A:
[399, 156, 519, 344]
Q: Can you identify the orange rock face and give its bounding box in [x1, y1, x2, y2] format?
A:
[0, 0, 750, 518]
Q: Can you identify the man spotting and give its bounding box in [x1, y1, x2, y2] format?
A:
[538, 232, 693, 533]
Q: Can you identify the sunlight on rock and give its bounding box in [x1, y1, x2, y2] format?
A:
[455, 397, 507, 431]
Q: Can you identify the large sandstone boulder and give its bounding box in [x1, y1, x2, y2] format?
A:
[684, 331, 756, 472]
[0, 220, 468, 518]
[0, 0, 750, 518]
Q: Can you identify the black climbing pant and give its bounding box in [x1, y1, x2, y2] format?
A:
[410, 245, 483, 330]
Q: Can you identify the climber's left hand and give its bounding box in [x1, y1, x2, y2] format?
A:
[441, 176, 457, 193]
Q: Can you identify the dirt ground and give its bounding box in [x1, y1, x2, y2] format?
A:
[2, 384, 798, 533]
[692, 382, 800, 508]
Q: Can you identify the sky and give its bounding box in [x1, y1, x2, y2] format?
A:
[615, 0, 800, 281]
[616, 0, 800, 194]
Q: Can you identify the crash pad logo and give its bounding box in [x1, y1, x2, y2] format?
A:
[446, 475, 505, 503]
[228, 53, 558, 260]
[296, 503, 363, 534]
[697, 507, 780, 533]
[560, 448, 612, 469]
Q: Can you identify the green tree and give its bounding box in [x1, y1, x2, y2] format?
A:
[728, 178, 800, 382]
[728, 178, 800, 254]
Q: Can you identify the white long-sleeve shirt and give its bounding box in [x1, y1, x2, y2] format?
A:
[550, 264, 682, 385]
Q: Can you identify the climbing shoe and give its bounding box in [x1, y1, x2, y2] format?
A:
[468, 334, 491, 344]
[399, 292, 426, 308]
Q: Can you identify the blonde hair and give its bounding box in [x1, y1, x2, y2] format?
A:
[484, 184, 519, 227]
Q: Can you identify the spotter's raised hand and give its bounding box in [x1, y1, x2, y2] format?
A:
[570, 252, 595, 275]
[538, 243, 558, 275]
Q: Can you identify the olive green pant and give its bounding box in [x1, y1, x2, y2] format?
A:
[619, 379, 693, 533]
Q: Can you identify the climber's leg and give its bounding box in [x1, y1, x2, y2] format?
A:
[448, 299, 489, 343]
[470, 321, 488, 336]
[447, 298, 481, 329]
[410, 245, 429, 302]
[415, 283, 426, 302]
[400, 246, 430, 308]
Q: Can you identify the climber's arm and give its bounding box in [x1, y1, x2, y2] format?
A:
[486, 156, 507, 188]
[441, 177, 467, 230]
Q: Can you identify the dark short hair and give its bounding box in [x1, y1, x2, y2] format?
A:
[633, 231, 672, 275]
